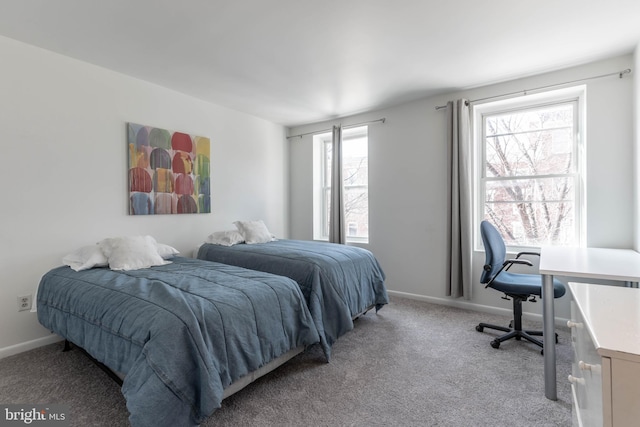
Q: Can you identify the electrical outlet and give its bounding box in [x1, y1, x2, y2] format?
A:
[17, 294, 32, 312]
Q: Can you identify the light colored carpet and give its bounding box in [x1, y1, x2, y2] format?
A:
[0, 296, 572, 426]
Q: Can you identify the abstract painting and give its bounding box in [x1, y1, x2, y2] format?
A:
[127, 122, 210, 215]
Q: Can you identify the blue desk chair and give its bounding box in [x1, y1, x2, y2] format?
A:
[476, 220, 566, 352]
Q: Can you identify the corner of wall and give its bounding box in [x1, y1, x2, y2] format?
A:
[634, 42, 640, 251]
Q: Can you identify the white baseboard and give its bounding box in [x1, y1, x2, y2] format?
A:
[387, 290, 569, 328]
[0, 334, 64, 360]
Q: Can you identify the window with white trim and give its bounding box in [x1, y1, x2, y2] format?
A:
[313, 126, 369, 243]
[473, 86, 585, 249]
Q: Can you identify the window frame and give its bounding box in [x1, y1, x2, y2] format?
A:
[313, 125, 369, 243]
[472, 86, 586, 251]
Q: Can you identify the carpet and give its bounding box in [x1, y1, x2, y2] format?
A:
[0, 296, 572, 426]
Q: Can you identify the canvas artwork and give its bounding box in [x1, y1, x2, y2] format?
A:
[128, 122, 211, 215]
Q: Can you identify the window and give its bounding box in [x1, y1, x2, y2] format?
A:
[313, 126, 369, 243]
[473, 86, 585, 249]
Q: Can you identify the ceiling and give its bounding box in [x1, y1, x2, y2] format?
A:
[1, 1, 639, 127]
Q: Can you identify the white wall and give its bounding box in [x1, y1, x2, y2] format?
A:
[289, 54, 635, 322]
[0, 36, 289, 356]
[634, 44, 640, 251]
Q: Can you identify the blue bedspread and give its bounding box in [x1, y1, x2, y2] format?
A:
[197, 239, 388, 359]
[36, 257, 319, 427]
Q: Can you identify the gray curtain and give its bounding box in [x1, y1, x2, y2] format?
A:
[446, 99, 473, 299]
[329, 125, 346, 244]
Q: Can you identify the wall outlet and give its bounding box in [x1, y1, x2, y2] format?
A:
[17, 294, 32, 312]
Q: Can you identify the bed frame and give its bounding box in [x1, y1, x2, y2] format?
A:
[63, 339, 305, 400]
[62, 305, 373, 405]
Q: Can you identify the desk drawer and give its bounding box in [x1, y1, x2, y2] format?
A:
[569, 301, 603, 427]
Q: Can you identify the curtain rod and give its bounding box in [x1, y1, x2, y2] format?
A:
[434, 68, 632, 111]
[286, 118, 386, 139]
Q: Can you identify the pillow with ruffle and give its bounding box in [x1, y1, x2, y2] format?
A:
[206, 230, 245, 246]
[63, 245, 108, 271]
[156, 243, 179, 259]
[233, 220, 276, 244]
[99, 235, 170, 271]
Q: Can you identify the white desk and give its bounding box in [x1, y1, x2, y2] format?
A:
[568, 282, 640, 426]
[539, 247, 640, 401]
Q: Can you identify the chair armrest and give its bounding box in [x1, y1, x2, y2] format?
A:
[505, 259, 534, 267]
[503, 258, 534, 272]
[485, 259, 534, 287]
[515, 251, 540, 258]
[506, 252, 538, 271]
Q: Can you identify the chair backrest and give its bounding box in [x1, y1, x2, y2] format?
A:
[480, 220, 507, 284]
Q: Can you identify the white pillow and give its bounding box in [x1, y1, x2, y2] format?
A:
[233, 220, 275, 244]
[99, 235, 170, 271]
[206, 230, 245, 246]
[63, 245, 108, 271]
[156, 243, 179, 259]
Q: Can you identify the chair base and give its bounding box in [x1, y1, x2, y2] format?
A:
[475, 294, 557, 352]
[476, 322, 544, 349]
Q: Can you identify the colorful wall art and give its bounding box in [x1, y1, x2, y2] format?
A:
[128, 123, 211, 215]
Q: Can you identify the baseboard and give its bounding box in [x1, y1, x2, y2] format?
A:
[387, 290, 569, 328]
[0, 334, 64, 360]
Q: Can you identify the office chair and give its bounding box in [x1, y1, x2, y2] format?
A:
[476, 220, 566, 352]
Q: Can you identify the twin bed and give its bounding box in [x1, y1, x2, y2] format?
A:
[197, 239, 388, 359]
[37, 238, 388, 426]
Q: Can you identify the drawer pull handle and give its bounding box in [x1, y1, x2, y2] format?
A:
[579, 361, 601, 374]
[568, 375, 585, 385]
[567, 320, 583, 328]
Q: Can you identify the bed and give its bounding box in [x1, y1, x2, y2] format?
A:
[196, 239, 388, 359]
[36, 256, 319, 427]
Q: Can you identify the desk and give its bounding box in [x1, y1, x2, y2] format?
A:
[539, 247, 640, 401]
[568, 283, 640, 426]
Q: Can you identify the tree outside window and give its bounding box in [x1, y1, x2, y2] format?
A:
[475, 87, 585, 248]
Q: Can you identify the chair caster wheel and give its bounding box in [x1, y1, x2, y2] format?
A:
[490, 340, 500, 349]
[476, 325, 483, 332]
[556, 333, 559, 344]
[540, 349, 544, 355]
[515, 336, 521, 341]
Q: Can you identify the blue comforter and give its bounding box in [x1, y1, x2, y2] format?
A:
[36, 257, 319, 427]
[197, 239, 388, 359]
